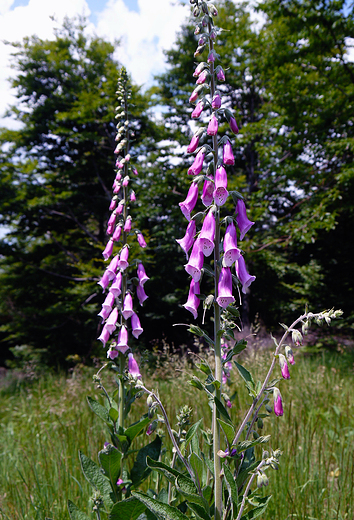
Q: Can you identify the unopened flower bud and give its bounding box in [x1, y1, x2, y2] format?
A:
[285, 345, 295, 365]
[146, 420, 158, 436]
[291, 329, 303, 346]
[147, 395, 154, 408]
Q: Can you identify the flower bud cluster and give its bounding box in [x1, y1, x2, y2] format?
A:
[177, 0, 256, 320]
[97, 68, 148, 375]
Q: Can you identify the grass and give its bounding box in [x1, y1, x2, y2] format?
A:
[0, 347, 354, 520]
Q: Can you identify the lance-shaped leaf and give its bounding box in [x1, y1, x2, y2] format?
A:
[223, 463, 238, 516]
[236, 435, 271, 454]
[214, 396, 232, 423]
[98, 445, 122, 492]
[217, 418, 235, 447]
[132, 491, 190, 520]
[187, 502, 212, 520]
[240, 494, 272, 519]
[125, 416, 151, 443]
[175, 475, 208, 510]
[234, 361, 255, 387]
[109, 497, 147, 520]
[67, 500, 91, 520]
[87, 396, 113, 427]
[79, 451, 113, 507]
[146, 456, 187, 483]
[185, 419, 203, 447]
[130, 436, 162, 487]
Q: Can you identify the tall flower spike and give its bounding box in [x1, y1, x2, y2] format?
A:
[235, 255, 256, 294]
[184, 238, 204, 282]
[213, 165, 228, 206]
[223, 222, 241, 267]
[273, 388, 284, 417]
[199, 208, 215, 257]
[235, 199, 255, 240]
[216, 267, 235, 309]
[176, 219, 196, 257]
[183, 279, 200, 319]
[179, 182, 199, 221]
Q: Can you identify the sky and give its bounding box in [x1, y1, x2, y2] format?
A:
[0, 0, 189, 128]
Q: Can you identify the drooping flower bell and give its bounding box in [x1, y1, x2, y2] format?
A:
[102, 239, 114, 261]
[128, 353, 142, 379]
[207, 114, 218, 136]
[117, 325, 129, 353]
[110, 272, 122, 297]
[107, 347, 118, 360]
[109, 198, 117, 211]
[223, 140, 235, 165]
[196, 70, 208, 85]
[184, 238, 204, 282]
[98, 270, 110, 291]
[193, 62, 206, 77]
[223, 222, 241, 267]
[106, 254, 120, 280]
[229, 116, 239, 134]
[117, 246, 129, 270]
[105, 307, 119, 334]
[191, 101, 204, 119]
[131, 312, 143, 339]
[285, 345, 295, 365]
[279, 354, 290, 379]
[102, 291, 115, 312]
[212, 93, 221, 109]
[188, 149, 205, 176]
[183, 278, 200, 319]
[199, 208, 215, 257]
[179, 182, 199, 221]
[235, 255, 256, 294]
[130, 191, 136, 202]
[124, 216, 132, 232]
[187, 134, 200, 154]
[112, 224, 122, 242]
[137, 263, 149, 285]
[235, 199, 255, 240]
[273, 387, 284, 417]
[137, 284, 148, 305]
[137, 232, 147, 248]
[122, 292, 134, 320]
[176, 219, 196, 257]
[216, 67, 225, 82]
[98, 324, 110, 346]
[213, 165, 229, 206]
[216, 267, 235, 308]
[201, 176, 214, 207]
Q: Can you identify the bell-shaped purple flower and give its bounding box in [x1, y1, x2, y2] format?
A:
[102, 291, 115, 311]
[235, 199, 255, 240]
[130, 191, 136, 202]
[216, 267, 235, 308]
[124, 216, 132, 232]
[196, 70, 208, 85]
[122, 176, 129, 187]
[117, 325, 129, 354]
[279, 354, 291, 379]
[187, 134, 200, 154]
[137, 263, 149, 285]
[213, 165, 229, 206]
[207, 114, 218, 136]
[110, 272, 122, 297]
[112, 224, 122, 242]
[216, 68, 225, 82]
[98, 270, 110, 291]
[105, 307, 119, 334]
[179, 182, 199, 221]
[188, 149, 205, 176]
[117, 201, 124, 214]
[137, 232, 147, 248]
[191, 102, 204, 119]
[107, 347, 118, 360]
[212, 93, 221, 109]
[184, 238, 204, 282]
[131, 312, 143, 339]
[223, 140, 235, 165]
[102, 239, 114, 261]
[108, 212, 117, 228]
[223, 222, 241, 267]
[118, 246, 129, 270]
[176, 220, 196, 257]
[183, 279, 200, 319]
[128, 353, 142, 379]
[199, 209, 215, 257]
[109, 198, 117, 211]
[137, 284, 148, 306]
[98, 324, 110, 346]
[229, 116, 239, 134]
[235, 255, 256, 294]
[122, 293, 134, 320]
[273, 388, 284, 417]
[207, 50, 215, 63]
[189, 88, 200, 103]
[107, 254, 119, 280]
[98, 306, 111, 322]
[201, 176, 214, 207]
[285, 345, 295, 365]
[193, 62, 206, 77]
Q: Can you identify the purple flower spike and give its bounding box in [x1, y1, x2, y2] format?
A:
[273, 388, 284, 417]
[137, 232, 147, 248]
[112, 224, 122, 242]
[131, 312, 143, 339]
[201, 176, 214, 207]
[212, 93, 221, 109]
[184, 238, 204, 282]
[216, 267, 235, 308]
[235, 255, 256, 294]
[217, 68, 225, 82]
[98, 324, 110, 346]
[187, 134, 200, 153]
[137, 263, 149, 285]
[188, 149, 205, 176]
[191, 102, 204, 119]
[137, 284, 148, 306]
[213, 165, 229, 206]
[223, 222, 241, 267]
[183, 279, 200, 319]
[118, 246, 129, 270]
[196, 70, 208, 85]
[105, 307, 119, 334]
[110, 272, 122, 297]
[279, 354, 291, 379]
[102, 239, 114, 261]
[122, 293, 134, 320]
[117, 325, 129, 354]
[223, 140, 235, 165]
[179, 182, 199, 221]
[207, 114, 218, 136]
[98, 270, 110, 291]
[176, 220, 196, 257]
[235, 199, 255, 240]
[128, 353, 142, 379]
[199, 209, 215, 257]
[229, 116, 239, 134]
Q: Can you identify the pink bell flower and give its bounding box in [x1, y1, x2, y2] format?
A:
[128, 353, 142, 379]
[116, 172, 122, 181]
[184, 238, 204, 282]
[179, 182, 199, 221]
[216, 267, 235, 308]
[102, 239, 114, 261]
[137, 284, 148, 305]
[193, 62, 206, 77]
[279, 354, 291, 379]
[176, 219, 196, 257]
[109, 198, 117, 211]
[112, 224, 122, 242]
[189, 88, 200, 103]
[201, 176, 214, 206]
[107, 223, 114, 235]
[207, 114, 218, 136]
[98, 324, 110, 346]
[98, 270, 110, 291]
[273, 388, 284, 417]
[137, 232, 147, 248]
[102, 291, 115, 311]
[107, 348, 118, 360]
[117, 246, 129, 270]
[235, 199, 255, 240]
[188, 149, 205, 176]
[124, 216, 132, 232]
[196, 70, 208, 85]
[98, 306, 111, 322]
[113, 183, 120, 194]
[137, 263, 149, 285]
[105, 307, 119, 334]
[212, 93, 221, 109]
[117, 325, 129, 354]
[122, 293, 134, 320]
[207, 50, 215, 63]
[213, 165, 229, 206]
[108, 212, 117, 228]
[110, 272, 122, 297]
[117, 201, 124, 214]
[107, 254, 119, 280]
[216, 68, 225, 82]
[223, 222, 241, 267]
[187, 134, 200, 153]
[235, 255, 256, 294]
[131, 312, 143, 339]
[229, 116, 239, 134]
[183, 279, 200, 319]
[223, 140, 235, 165]
[191, 101, 204, 119]
[122, 176, 129, 187]
[130, 191, 136, 202]
[199, 209, 215, 257]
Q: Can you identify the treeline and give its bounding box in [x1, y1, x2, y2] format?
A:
[0, 0, 353, 367]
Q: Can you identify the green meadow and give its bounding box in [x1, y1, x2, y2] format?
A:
[1, 346, 353, 520]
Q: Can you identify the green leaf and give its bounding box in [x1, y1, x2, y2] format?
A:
[132, 491, 189, 520]
[109, 407, 119, 423]
[234, 362, 255, 388]
[214, 396, 232, 423]
[98, 445, 122, 491]
[187, 502, 212, 520]
[223, 463, 238, 512]
[201, 452, 214, 476]
[175, 475, 208, 509]
[146, 456, 188, 483]
[109, 497, 147, 520]
[79, 451, 113, 507]
[87, 396, 113, 426]
[130, 436, 162, 487]
[185, 419, 203, 447]
[240, 494, 272, 519]
[67, 500, 91, 520]
[236, 435, 271, 454]
[189, 452, 204, 486]
[217, 419, 235, 447]
[125, 416, 151, 443]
